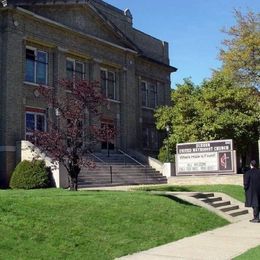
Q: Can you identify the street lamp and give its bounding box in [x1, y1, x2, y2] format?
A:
[166, 125, 170, 162]
[55, 108, 60, 117]
[1, 0, 7, 7]
[55, 108, 60, 131]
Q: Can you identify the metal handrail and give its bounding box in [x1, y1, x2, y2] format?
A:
[87, 151, 106, 164]
[87, 150, 113, 183]
[118, 149, 146, 167]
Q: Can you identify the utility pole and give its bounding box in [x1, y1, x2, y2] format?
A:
[258, 139, 260, 166]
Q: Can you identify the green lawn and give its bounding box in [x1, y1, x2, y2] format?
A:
[138, 184, 260, 260]
[137, 184, 245, 202]
[0, 188, 228, 259]
[234, 245, 260, 259]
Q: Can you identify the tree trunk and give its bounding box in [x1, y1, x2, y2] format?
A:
[69, 175, 78, 191]
[67, 156, 81, 191]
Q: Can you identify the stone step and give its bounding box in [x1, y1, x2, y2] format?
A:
[79, 173, 164, 177]
[79, 174, 166, 178]
[93, 153, 134, 157]
[220, 205, 239, 212]
[84, 172, 161, 176]
[89, 154, 145, 166]
[78, 180, 167, 188]
[80, 174, 161, 177]
[94, 164, 151, 167]
[81, 168, 157, 173]
[229, 209, 249, 217]
[78, 183, 123, 188]
[211, 201, 231, 208]
[84, 165, 152, 168]
[91, 157, 141, 164]
[86, 165, 148, 169]
[79, 177, 166, 181]
[94, 162, 140, 165]
[193, 193, 215, 199]
[79, 172, 162, 176]
[79, 178, 167, 183]
[202, 197, 222, 203]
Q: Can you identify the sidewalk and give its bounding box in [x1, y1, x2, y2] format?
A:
[118, 218, 260, 260]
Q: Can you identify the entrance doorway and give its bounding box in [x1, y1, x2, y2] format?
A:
[100, 122, 116, 156]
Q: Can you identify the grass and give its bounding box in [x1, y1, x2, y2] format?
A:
[234, 245, 260, 259]
[0, 188, 228, 259]
[139, 184, 260, 260]
[137, 184, 245, 202]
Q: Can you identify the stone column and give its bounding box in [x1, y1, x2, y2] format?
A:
[51, 47, 67, 134]
[0, 28, 24, 187]
[90, 58, 101, 82]
[120, 53, 138, 151]
[54, 47, 67, 84]
[137, 76, 143, 151]
[119, 68, 127, 150]
[89, 59, 101, 151]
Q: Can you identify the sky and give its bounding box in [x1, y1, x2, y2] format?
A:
[105, 0, 259, 88]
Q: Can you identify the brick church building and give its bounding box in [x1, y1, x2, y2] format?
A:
[0, 0, 177, 187]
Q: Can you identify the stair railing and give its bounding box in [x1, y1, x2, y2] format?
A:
[88, 150, 113, 183]
[87, 150, 106, 164]
[118, 149, 146, 168]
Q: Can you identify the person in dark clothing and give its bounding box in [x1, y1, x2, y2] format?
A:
[244, 160, 260, 223]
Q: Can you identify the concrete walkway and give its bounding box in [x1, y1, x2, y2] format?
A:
[118, 218, 260, 260]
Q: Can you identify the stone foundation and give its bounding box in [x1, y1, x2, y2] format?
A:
[168, 174, 243, 186]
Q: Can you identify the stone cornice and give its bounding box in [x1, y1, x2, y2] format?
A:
[15, 6, 138, 55]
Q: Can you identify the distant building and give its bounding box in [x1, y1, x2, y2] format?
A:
[0, 0, 177, 187]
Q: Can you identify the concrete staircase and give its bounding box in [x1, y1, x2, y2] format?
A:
[193, 193, 249, 219]
[169, 191, 250, 223]
[78, 152, 167, 188]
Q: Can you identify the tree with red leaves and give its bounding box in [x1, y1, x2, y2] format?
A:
[30, 79, 112, 191]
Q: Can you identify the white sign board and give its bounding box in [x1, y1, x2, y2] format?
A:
[177, 152, 218, 172]
[176, 140, 235, 174]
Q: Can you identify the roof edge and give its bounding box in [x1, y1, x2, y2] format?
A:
[15, 6, 138, 54]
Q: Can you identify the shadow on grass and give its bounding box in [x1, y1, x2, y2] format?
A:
[166, 186, 192, 192]
[138, 186, 192, 192]
[51, 189, 128, 197]
[156, 194, 199, 207]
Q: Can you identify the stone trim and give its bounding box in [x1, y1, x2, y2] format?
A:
[0, 146, 16, 152]
[16, 7, 138, 55]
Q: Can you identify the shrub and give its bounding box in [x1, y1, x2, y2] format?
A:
[158, 147, 175, 163]
[10, 160, 50, 189]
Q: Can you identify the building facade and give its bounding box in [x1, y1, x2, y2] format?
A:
[0, 0, 176, 187]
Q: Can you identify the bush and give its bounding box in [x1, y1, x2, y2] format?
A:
[10, 160, 50, 189]
[158, 147, 175, 163]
